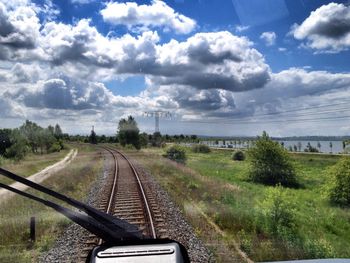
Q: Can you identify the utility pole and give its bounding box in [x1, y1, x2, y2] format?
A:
[144, 111, 171, 133]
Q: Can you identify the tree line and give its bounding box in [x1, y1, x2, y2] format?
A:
[0, 120, 65, 161]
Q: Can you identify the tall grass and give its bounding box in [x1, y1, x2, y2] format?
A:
[0, 144, 103, 262]
[129, 147, 350, 262]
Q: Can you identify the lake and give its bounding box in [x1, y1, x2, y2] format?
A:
[201, 140, 346, 153]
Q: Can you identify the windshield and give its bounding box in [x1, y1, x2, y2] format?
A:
[1, 0, 350, 262]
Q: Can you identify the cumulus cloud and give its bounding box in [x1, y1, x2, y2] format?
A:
[292, 3, 350, 53]
[35, 18, 270, 92]
[149, 31, 271, 92]
[8, 77, 116, 110]
[0, 2, 40, 50]
[100, 0, 196, 34]
[260, 31, 276, 46]
[234, 68, 350, 118]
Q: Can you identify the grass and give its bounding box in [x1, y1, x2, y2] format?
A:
[127, 146, 350, 262]
[0, 144, 103, 263]
[0, 148, 70, 185]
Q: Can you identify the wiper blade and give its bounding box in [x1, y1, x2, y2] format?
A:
[0, 168, 141, 241]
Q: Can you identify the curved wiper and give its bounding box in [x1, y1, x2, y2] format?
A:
[0, 168, 142, 242]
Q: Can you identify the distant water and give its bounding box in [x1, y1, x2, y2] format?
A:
[202, 140, 346, 153]
[277, 140, 344, 153]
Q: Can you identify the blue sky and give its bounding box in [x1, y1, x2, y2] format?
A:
[1, 0, 350, 136]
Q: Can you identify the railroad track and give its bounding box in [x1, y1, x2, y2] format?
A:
[80, 147, 166, 261]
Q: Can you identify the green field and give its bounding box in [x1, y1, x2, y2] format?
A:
[129, 147, 350, 262]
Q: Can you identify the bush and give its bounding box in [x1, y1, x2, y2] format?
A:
[248, 131, 298, 187]
[303, 238, 334, 258]
[328, 157, 350, 206]
[165, 145, 187, 164]
[48, 142, 61, 153]
[4, 129, 28, 161]
[304, 143, 319, 153]
[124, 144, 136, 150]
[192, 144, 211, 153]
[260, 185, 297, 240]
[232, 150, 245, 161]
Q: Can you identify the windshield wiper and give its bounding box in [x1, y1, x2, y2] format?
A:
[0, 167, 142, 242]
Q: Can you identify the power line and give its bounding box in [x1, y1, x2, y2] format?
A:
[177, 99, 350, 125]
[144, 111, 172, 133]
[179, 114, 350, 125]
[245, 99, 350, 119]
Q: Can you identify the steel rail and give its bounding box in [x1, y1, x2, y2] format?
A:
[115, 149, 157, 239]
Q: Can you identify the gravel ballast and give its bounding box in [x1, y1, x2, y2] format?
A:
[39, 148, 213, 262]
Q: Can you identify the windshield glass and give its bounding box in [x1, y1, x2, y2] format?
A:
[1, 0, 350, 262]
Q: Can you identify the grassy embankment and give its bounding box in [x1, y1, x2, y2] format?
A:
[0, 144, 103, 262]
[0, 148, 70, 185]
[127, 147, 350, 262]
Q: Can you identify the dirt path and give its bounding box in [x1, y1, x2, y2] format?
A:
[0, 149, 78, 202]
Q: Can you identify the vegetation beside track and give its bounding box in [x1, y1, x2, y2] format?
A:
[128, 146, 350, 262]
[0, 148, 70, 185]
[0, 144, 103, 263]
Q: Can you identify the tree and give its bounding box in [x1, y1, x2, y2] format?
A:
[293, 145, 298, 152]
[297, 142, 302, 152]
[42, 128, 56, 152]
[89, 129, 97, 144]
[139, 132, 149, 147]
[5, 129, 28, 161]
[20, 120, 41, 153]
[0, 129, 12, 155]
[151, 132, 162, 147]
[328, 157, 350, 206]
[248, 131, 298, 187]
[117, 116, 140, 149]
[304, 142, 319, 153]
[317, 141, 321, 152]
[47, 125, 54, 135]
[54, 124, 63, 139]
[190, 135, 197, 141]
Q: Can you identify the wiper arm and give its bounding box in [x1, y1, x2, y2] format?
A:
[0, 168, 141, 241]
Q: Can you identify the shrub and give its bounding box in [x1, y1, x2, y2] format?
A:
[328, 157, 350, 206]
[232, 150, 245, 161]
[248, 131, 298, 187]
[124, 144, 136, 150]
[304, 143, 319, 153]
[260, 185, 297, 240]
[48, 142, 61, 153]
[192, 144, 211, 153]
[165, 145, 187, 164]
[303, 238, 334, 258]
[4, 129, 28, 161]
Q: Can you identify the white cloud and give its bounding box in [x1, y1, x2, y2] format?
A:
[1, 0, 350, 135]
[235, 25, 250, 33]
[292, 3, 350, 53]
[260, 31, 276, 46]
[100, 0, 196, 34]
[71, 0, 94, 4]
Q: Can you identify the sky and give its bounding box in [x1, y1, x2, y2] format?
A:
[1, 0, 350, 136]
